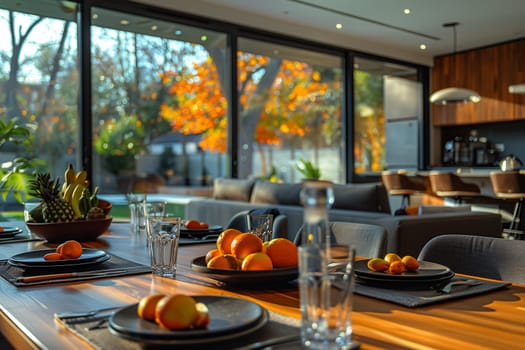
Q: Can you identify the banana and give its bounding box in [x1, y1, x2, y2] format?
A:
[65, 163, 76, 185]
[63, 183, 76, 202]
[74, 169, 88, 186]
[70, 183, 87, 218]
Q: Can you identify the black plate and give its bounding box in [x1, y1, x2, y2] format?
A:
[181, 225, 223, 237]
[191, 256, 298, 286]
[354, 259, 452, 280]
[356, 271, 455, 290]
[109, 296, 268, 345]
[0, 227, 23, 238]
[8, 249, 109, 267]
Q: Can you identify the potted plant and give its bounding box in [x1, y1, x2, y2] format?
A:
[296, 158, 322, 180]
[0, 117, 47, 203]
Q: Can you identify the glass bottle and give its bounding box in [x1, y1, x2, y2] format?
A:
[299, 180, 334, 246]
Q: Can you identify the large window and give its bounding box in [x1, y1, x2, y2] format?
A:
[354, 56, 421, 174]
[90, 7, 228, 193]
[0, 0, 79, 206]
[237, 38, 344, 183]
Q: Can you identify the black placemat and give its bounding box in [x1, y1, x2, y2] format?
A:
[354, 276, 511, 307]
[55, 308, 303, 350]
[0, 253, 151, 287]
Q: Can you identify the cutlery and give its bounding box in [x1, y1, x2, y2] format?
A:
[16, 268, 129, 284]
[55, 305, 125, 320]
[437, 279, 483, 294]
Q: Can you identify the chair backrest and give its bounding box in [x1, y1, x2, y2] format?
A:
[293, 221, 387, 258]
[418, 234, 525, 284]
[224, 209, 288, 240]
[489, 171, 525, 198]
[428, 172, 480, 195]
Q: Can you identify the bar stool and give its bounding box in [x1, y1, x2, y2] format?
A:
[489, 171, 525, 240]
[381, 170, 426, 208]
[428, 171, 481, 204]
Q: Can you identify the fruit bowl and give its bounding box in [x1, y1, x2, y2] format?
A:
[26, 217, 112, 243]
[97, 199, 112, 216]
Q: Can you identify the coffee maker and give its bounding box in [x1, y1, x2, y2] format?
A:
[443, 133, 499, 166]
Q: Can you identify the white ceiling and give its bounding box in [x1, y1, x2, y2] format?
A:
[134, 0, 525, 66]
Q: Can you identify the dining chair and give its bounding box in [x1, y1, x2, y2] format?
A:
[489, 170, 525, 239]
[418, 234, 525, 284]
[294, 221, 387, 258]
[224, 208, 288, 240]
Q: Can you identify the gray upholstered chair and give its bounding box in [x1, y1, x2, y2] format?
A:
[294, 221, 387, 258]
[418, 234, 525, 284]
[224, 209, 288, 240]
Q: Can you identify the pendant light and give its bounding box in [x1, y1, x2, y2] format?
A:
[430, 22, 481, 105]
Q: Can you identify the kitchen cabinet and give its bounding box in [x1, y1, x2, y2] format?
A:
[432, 39, 525, 126]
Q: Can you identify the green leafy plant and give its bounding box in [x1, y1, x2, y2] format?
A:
[296, 158, 321, 180]
[0, 118, 47, 203]
[94, 115, 145, 175]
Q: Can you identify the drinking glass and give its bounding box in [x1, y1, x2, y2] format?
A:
[248, 214, 273, 242]
[147, 216, 181, 278]
[299, 244, 355, 350]
[127, 193, 146, 235]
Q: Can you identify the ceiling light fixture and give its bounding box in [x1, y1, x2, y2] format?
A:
[336, 23, 342, 29]
[404, 9, 411, 15]
[430, 22, 481, 105]
[419, 44, 427, 50]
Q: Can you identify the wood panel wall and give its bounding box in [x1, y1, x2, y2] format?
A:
[432, 39, 525, 126]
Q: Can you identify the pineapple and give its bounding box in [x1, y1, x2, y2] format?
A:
[29, 173, 75, 223]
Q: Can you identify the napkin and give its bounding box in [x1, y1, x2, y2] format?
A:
[354, 276, 511, 307]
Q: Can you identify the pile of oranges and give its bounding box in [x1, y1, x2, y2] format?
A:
[137, 293, 209, 330]
[367, 252, 420, 274]
[205, 228, 298, 271]
[44, 240, 83, 261]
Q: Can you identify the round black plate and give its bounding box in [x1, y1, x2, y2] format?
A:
[191, 256, 298, 286]
[181, 225, 223, 237]
[8, 249, 109, 268]
[354, 259, 452, 280]
[0, 227, 23, 238]
[356, 271, 455, 290]
[109, 296, 268, 345]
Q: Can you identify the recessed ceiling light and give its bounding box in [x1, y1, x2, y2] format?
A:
[404, 8, 411, 15]
[175, 30, 182, 35]
[92, 13, 98, 20]
[120, 19, 129, 25]
[336, 23, 343, 29]
[419, 44, 427, 50]
[151, 25, 158, 31]
[201, 35, 208, 41]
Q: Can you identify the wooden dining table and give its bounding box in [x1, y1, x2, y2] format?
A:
[0, 221, 524, 350]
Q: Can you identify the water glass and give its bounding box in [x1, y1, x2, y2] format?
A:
[144, 201, 167, 218]
[147, 216, 181, 278]
[127, 193, 147, 235]
[299, 244, 355, 350]
[248, 214, 273, 242]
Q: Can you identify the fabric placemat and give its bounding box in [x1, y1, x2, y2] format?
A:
[55, 308, 303, 350]
[354, 276, 511, 308]
[0, 254, 151, 287]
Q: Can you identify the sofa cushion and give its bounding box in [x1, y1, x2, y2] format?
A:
[213, 178, 255, 202]
[332, 183, 390, 213]
[250, 181, 302, 205]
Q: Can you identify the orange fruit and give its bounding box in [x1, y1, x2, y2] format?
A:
[56, 240, 83, 259]
[137, 293, 165, 321]
[206, 254, 241, 270]
[367, 258, 390, 272]
[0, 227, 4, 232]
[43, 252, 62, 261]
[185, 219, 201, 229]
[216, 228, 242, 254]
[262, 241, 270, 254]
[402, 255, 420, 271]
[241, 252, 273, 271]
[384, 253, 402, 264]
[231, 233, 263, 260]
[265, 238, 298, 268]
[199, 222, 209, 229]
[388, 260, 406, 274]
[205, 248, 221, 264]
[155, 294, 198, 330]
[194, 302, 210, 328]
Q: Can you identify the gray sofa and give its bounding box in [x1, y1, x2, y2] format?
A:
[185, 178, 503, 256]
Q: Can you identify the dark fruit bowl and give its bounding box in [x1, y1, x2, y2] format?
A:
[26, 217, 112, 243]
[97, 199, 112, 216]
